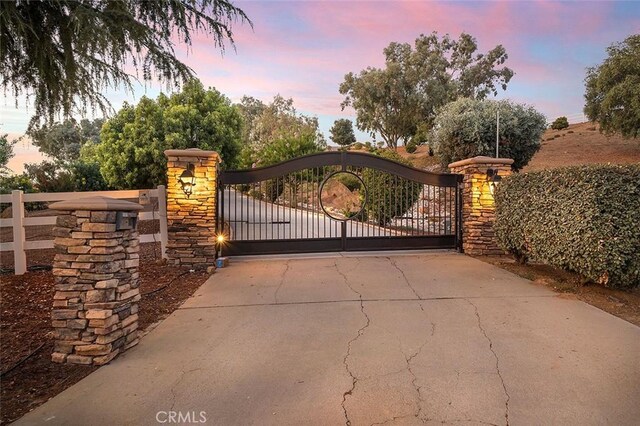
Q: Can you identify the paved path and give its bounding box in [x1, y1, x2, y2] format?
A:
[17, 253, 640, 425]
[221, 190, 400, 240]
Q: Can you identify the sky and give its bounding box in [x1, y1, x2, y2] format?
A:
[2, 0, 640, 172]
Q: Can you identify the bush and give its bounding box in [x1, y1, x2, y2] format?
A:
[550, 116, 569, 130]
[405, 141, 417, 154]
[494, 165, 640, 288]
[335, 172, 362, 192]
[361, 150, 421, 226]
[431, 98, 546, 171]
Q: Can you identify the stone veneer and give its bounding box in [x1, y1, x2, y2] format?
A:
[164, 148, 219, 269]
[448, 156, 514, 256]
[49, 196, 142, 366]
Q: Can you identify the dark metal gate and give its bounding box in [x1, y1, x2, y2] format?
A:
[217, 152, 462, 256]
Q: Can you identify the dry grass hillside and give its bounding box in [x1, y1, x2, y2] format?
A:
[390, 121, 640, 171]
[524, 122, 640, 171]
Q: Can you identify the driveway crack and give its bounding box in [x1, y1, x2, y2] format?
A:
[273, 260, 290, 304]
[466, 299, 510, 426]
[388, 257, 422, 300]
[370, 413, 419, 425]
[336, 260, 371, 425]
[402, 301, 434, 423]
[335, 260, 362, 299]
[169, 368, 202, 410]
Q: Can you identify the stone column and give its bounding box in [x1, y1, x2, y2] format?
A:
[49, 196, 143, 366]
[448, 156, 514, 256]
[164, 148, 219, 269]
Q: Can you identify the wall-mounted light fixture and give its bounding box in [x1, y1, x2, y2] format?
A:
[486, 168, 502, 196]
[178, 163, 196, 197]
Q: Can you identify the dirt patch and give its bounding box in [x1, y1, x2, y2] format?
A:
[478, 256, 640, 327]
[0, 242, 209, 425]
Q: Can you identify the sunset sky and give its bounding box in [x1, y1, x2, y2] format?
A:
[3, 0, 640, 172]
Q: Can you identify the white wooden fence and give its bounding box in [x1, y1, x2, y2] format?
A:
[0, 186, 168, 275]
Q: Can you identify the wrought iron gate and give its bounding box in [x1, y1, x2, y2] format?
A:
[217, 152, 462, 256]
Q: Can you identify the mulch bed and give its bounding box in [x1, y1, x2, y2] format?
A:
[0, 243, 209, 425]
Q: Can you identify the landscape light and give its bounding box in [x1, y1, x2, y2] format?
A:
[178, 163, 196, 197]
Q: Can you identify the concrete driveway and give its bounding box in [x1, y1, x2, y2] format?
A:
[17, 253, 640, 425]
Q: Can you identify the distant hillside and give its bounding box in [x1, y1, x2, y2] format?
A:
[524, 122, 640, 171]
[394, 122, 640, 172]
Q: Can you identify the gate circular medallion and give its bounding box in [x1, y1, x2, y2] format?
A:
[319, 171, 367, 221]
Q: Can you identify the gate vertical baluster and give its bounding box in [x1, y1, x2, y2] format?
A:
[252, 182, 255, 240]
[439, 185, 442, 235]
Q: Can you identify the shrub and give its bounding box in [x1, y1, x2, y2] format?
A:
[431, 98, 546, 171]
[405, 141, 417, 154]
[361, 150, 422, 226]
[550, 116, 569, 130]
[335, 172, 362, 192]
[352, 142, 364, 150]
[494, 165, 640, 288]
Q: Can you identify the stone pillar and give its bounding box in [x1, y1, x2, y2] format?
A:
[448, 156, 514, 256]
[164, 148, 219, 269]
[49, 196, 143, 366]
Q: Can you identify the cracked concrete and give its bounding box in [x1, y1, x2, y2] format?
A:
[466, 299, 510, 426]
[273, 260, 290, 303]
[17, 253, 640, 426]
[336, 259, 372, 426]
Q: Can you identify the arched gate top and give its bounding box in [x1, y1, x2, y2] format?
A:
[220, 151, 461, 186]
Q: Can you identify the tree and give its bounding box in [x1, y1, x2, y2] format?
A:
[260, 134, 324, 166]
[584, 34, 640, 139]
[0, 0, 251, 125]
[330, 119, 356, 148]
[27, 118, 104, 162]
[237, 95, 325, 167]
[92, 80, 242, 189]
[254, 133, 325, 202]
[0, 134, 16, 176]
[24, 161, 74, 192]
[550, 116, 569, 130]
[340, 32, 514, 149]
[431, 98, 547, 171]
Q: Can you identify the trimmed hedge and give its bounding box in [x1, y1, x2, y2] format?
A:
[494, 164, 640, 288]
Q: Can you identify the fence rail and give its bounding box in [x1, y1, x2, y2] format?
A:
[0, 186, 168, 275]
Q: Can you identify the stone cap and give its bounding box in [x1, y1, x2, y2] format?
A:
[164, 148, 220, 159]
[50, 196, 144, 212]
[448, 156, 514, 168]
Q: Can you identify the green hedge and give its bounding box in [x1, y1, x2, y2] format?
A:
[494, 165, 640, 288]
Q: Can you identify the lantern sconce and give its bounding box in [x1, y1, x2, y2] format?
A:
[486, 168, 502, 196]
[179, 163, 196, 197]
